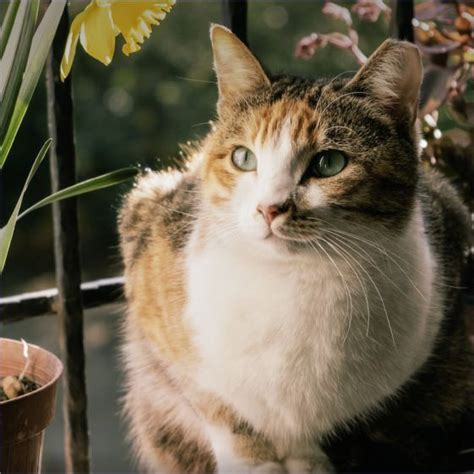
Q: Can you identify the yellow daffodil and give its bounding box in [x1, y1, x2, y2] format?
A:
[60, 0, 175, 81]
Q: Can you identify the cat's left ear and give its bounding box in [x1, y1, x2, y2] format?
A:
[211, 24, 270, 115]
[345, 39, 422, 123]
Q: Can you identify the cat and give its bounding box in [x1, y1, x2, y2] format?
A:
[118, 25, 473, 473]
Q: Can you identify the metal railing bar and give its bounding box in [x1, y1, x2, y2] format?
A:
[222, 0, 248, 45]
[1, 275, 473, 322]
[0, 276, 124, 323]
[390, 0, 415, 42]
[46, 5, 90, 472]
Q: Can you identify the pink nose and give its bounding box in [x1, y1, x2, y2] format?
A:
[257, 203, 287, 225]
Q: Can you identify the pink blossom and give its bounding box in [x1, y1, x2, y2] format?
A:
[322, 2, 352, 26]
[295, 33, 328, 60]
[352, 0, 390, 22]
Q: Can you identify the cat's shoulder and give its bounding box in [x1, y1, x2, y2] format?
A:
[418, 167, 469, 237]
[118, 158, 200, 269]
[418, 167, 470, 282]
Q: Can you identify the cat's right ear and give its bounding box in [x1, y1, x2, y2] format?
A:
[210, 24, 270, 115]
[344, 39, 422, 123]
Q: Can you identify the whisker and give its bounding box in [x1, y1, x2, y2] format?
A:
[318, 236, 372, 340]
[325, 69, 358, 88]
[326, 232, 410, 298]
[329, 236, 397, 349]
[311, 239, 354, 330]
[176, 76, 217, 84]
[304, 217, 427, 300]
[323, 125, 358, 137]
[154, 202, 198, 220]
[192, 122, 212, 128]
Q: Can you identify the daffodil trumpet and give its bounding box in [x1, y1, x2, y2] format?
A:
[60, 0, 175, 81]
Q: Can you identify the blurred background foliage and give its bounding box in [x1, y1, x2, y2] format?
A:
[0, 1, 429, 294]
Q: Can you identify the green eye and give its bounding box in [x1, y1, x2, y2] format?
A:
[231, 147, 257, 172]
[310, 149, 347, 178]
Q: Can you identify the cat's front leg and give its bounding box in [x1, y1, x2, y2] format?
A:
[205, 421, 286, 473]
[284, 441, 334, 474]
[205, 422, 333, 474]
[284, 456, 333, 474]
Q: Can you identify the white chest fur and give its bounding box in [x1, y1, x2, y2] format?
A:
[184, 215, 440, 444]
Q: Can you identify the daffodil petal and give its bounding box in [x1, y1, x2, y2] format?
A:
[122, 40, 141, 56]
[79, 1, 116, 66]
[110, 1, 175, 57]
[60, 9, 88, 81]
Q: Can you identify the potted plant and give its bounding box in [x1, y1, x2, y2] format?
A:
[0, 338, 63, 473]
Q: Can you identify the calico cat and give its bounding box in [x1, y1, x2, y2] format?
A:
[119, 25, 473, 473]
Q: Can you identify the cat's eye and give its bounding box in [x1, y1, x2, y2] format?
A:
[309, 149, 347, 178]
[231, 147, 257, 172]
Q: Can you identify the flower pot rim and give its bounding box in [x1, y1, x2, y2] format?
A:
[0, 337, 63, 406]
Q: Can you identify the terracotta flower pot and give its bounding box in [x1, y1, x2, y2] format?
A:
[0, 338, 63, 473]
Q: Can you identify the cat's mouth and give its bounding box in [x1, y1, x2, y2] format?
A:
[258, 215, 320, 247]
[258, 223, 287, 245]
[262, 213, 291, 239]
[270, 220, 321, 245]
[264, 231, 280, 242]
[264, 224, 303, 246]
[263, 220, 287, 241]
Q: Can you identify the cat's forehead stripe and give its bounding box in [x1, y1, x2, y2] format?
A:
[258, 116, 294, 167]
[256, 102, 319, 151]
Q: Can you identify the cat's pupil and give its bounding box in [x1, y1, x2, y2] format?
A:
[311, 150, 346, 178]
[232, 146, 257, 171]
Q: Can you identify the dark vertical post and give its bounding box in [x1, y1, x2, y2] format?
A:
[45, 6, 91, 474]
[390, 0, 414, 42]
[222, 0, 248, 45]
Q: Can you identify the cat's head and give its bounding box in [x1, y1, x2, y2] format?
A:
[200, 25, 422, 255]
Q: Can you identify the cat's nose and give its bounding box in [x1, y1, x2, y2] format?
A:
[257, 202, 288, 225]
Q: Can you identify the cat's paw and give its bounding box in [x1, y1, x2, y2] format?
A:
[251, 461, 287, 474]
[285, 456, 334, 474]
[217, 460, 286, 474]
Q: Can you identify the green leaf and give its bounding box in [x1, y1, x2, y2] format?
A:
[0, 139, 51, 274]
[0, 0, 39, 137]
[0, 0, 20, 59]
[18, 167, 139, 220]
[0, 0, 65, 168]
[0, 0, 26, 98]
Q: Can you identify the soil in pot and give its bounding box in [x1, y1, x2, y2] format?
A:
[0, 338, 63, 474]
[0, 375, 41, 401]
